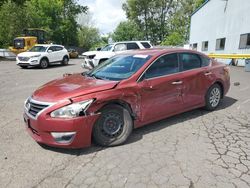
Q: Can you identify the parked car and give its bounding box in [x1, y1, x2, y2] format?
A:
[68, 48, 79, 58]
[23, 48, 230, 149]
[16, 44, 69, 69]
[81, 41, 152, 69]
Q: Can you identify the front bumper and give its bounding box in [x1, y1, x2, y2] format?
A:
[23, 111, 99, 149]
[81, 58, 100, 69]
[16, 57, 40, 66]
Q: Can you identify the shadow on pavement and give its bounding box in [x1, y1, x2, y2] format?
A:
[20, 63, 76, 70]
[40, 96, 237, 155]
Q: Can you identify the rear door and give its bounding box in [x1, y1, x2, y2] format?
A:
[54, 46, 64, 62]
[138, 53, 183, 123]
[178, 52, 213, 108]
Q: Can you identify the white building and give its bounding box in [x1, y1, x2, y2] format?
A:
[189, 0, 250, 65]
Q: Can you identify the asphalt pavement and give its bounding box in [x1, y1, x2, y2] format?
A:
[0, 59, 250, 188]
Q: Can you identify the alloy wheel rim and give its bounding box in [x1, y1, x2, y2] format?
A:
[209, 88, 221, 107]
[41, 60, 47, 68]
[64, 58, 68, 64]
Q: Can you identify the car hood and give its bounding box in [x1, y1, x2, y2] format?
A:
[32, 73, 119, 102]
[18, 52, 43, 57]
[82, 51, 98, 56]
[94, 51, 115, 58]
[82, 51, 115, 58]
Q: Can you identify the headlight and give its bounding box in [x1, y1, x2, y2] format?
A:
[30, 54, 41, 58]
[50, 99, 94, 118]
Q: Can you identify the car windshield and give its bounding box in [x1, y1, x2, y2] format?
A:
[101, 44, 113, 51]
[29, 46, 47, 52]
[86, 54, 151, 81]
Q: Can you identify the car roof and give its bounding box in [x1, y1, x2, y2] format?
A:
[119, 48, 206, 57]
[34, 44, 64, 47]
[110, 41, 151, 45]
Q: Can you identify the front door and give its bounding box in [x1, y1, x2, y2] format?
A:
[138, 53, 183, 123]
[47, 46, 57, 62]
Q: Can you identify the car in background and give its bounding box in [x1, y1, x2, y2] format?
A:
[23, 48, 230, 149]
[16, 44, 69, 69]
[68, 48, 79, 58]
[82, 41, 152, 69]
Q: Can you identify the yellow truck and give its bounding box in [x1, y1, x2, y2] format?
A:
[9, 29, 47, 55]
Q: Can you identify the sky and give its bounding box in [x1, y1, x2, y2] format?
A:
[78, 0, 127, 34]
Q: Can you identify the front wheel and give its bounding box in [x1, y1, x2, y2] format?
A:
[40, 58, 49, 69]
[98, 59, 107, 65]
[93, 105, 133, 147]
[205, 84, 222, 111]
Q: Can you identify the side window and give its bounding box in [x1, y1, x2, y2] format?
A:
[141, 42, 151, 48]
[145, 53, 179, 79]
[127, 43, 140, 50]
[48, 46, 56, 52]
[201, 55, 211, 67]
[114, 44, 127, 52]
[180, 53, 201, 71]
[55, 46, 63, 51]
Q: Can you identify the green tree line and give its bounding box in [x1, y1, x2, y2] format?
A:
[0, 0, 206, 49]
[0, 0, 88, 48]
[113, 0, 206, 46]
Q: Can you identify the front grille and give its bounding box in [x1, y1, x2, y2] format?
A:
[18, 56, 30, 61]
[25, 99, 50, 118]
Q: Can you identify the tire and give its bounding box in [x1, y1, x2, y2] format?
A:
[93, 104, 133, 147]
[204, 84, 222, 111]
[62, 56, 69, 65]
[98, 59, 107, 65]
[40, 58, 49, 69]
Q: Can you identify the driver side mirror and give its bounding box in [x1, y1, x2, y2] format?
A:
[48, 50, 52, 53]
[96, 47, 101, 51]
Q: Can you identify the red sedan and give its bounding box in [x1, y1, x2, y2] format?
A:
[23, 49, 230, 148]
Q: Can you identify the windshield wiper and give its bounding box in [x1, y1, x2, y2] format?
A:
[84, 72, 104, 80]
[92, 75, 105, 80]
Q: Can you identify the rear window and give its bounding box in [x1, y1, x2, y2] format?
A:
[141, 42, 151, 48]
[201, 56, 211, 67]
[179, 53, 201, 71]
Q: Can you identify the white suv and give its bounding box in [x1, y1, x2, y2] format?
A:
[82, 41, 152, 69]
[16, 44, 69, 69]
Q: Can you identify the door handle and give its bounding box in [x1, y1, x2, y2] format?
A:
[172, 81, 183, 85]
[204, 72, 212, 76]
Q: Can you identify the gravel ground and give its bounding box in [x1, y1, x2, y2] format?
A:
[0, 59, 250, 188]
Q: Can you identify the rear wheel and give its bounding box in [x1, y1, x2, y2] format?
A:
[62, 56, 69, 65]
[205, 84, 222, 111]
[93, 105, 133, 147]
[40, 58, 49, 69]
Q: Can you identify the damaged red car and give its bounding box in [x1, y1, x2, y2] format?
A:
[23, 49, 230, 148]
